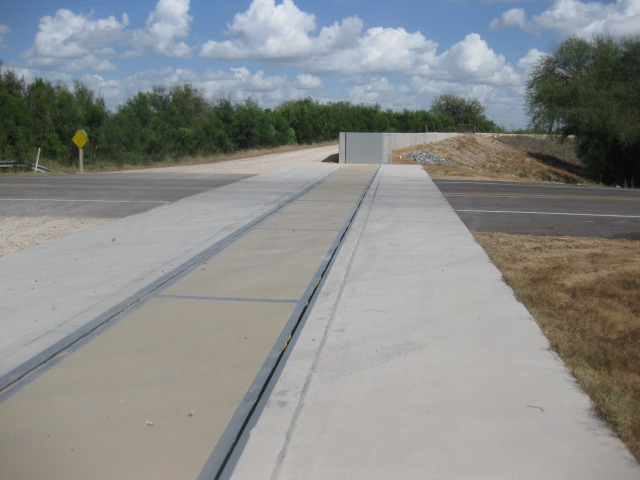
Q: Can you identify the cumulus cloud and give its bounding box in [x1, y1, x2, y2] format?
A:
[320, 26, 437, 75]
[346, 76, 412, 106]
[22, 10, 129, 71]
[429, 33, 520, 85]
[129, 0, 193, 58]
[201, 0, 316, 59]
[516, 48, 546, 74]
[200, 0, 436, 75]
[200, 0, 365, 61]
[198, 0, 523, 90]
[295, 74, 323, 89]
[491, 0, 640, 37]
[490, 8, 527, 30]
[21, 0, 194, 72]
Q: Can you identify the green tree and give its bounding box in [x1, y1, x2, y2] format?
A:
[0, 66, 32, 162]
[277, 98, 325, 144]
[430, 94, 486, 126]
[73, 81, 109, 158]
[525, 35, 640, 185]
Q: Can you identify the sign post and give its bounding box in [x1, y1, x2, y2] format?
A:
[71, 130, 88, 174]
[34, 147, 41, 173]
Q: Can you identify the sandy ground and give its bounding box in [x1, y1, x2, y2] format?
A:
[0, 145, 337, 257]
[0, 216, 115, 256]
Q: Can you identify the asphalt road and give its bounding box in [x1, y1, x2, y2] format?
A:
[0, 172, 254, 219]
[434, 179, 640, 239]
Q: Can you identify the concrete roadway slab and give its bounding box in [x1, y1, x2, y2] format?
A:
[227, 166, 640, 480]
[0, 298, 295, 480]
[0, 164, 337, 382]
[0, 165, 378, 479]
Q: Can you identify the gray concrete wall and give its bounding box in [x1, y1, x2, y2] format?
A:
[338, 132, 389, 164]
[339, 132, 459, 164]
[387, 132, 458, 150]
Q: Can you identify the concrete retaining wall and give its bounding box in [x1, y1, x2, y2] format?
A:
[339, 132, 459, 164]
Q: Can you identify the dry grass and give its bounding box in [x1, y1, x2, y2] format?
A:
[475, 232, 640, 461]
[393, 134, 589, 184]
[495, 135, 582, 172]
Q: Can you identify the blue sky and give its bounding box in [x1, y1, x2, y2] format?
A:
[1, 0, 639, 129]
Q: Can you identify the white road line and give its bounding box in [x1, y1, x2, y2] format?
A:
[436, 180, 619, 191]
[456, 209, 640, 219]
[0, 198, 170, 204]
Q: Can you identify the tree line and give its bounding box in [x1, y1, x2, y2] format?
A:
[0, 64, 504, 168]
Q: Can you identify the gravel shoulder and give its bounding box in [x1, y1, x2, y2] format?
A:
[0, 145, 337, 257]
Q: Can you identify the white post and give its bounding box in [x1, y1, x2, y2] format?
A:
[79, 148, 84, 174]
[34, 147, 41, 173]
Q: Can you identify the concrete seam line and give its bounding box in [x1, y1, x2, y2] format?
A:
[268, 166, 384, 480]
[156, 294, 299, 304]
[203, 166, 381, 480]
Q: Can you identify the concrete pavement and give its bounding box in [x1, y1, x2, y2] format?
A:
[227, 166, 639, 479]
[1, 163, 638, 479]
[0, 163, 378, 479]
[0, 163, 338, 384]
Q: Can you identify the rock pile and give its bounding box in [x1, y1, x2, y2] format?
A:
[403, 151, 458, 167]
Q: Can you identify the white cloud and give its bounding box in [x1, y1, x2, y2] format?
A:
[295, 74, 323, 89]
[200, 0, 436, 75]
[430, 33, 520, 86]
[21, 0, 194, 71]
[489, 8, 527, 30]
[200, 0, 317, 59]
[200, 0, 366, 62]
[129, 0, 193, 58]
[314, 26, 437, 75]
[346, 76, 412, 106]
[22, 9, 129, 71]
[516, 48, 546, 74]
[198, 0, 521, 89]
[491, 0, 640, 37]
[407, 75, 527, 128]
[0, 24, 10, 49]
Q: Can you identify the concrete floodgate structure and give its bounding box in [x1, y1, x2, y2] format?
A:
[1, 163, 639, 479]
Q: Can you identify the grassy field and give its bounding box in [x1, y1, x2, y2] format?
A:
[398, 134, 640, 461]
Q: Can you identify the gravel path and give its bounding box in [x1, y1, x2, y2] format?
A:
[0, 145, 337, 256]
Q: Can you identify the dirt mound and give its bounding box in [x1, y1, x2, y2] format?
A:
[394, 134, 585, 184]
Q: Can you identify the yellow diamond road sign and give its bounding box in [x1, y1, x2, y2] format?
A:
[72, 129, 88, 149]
